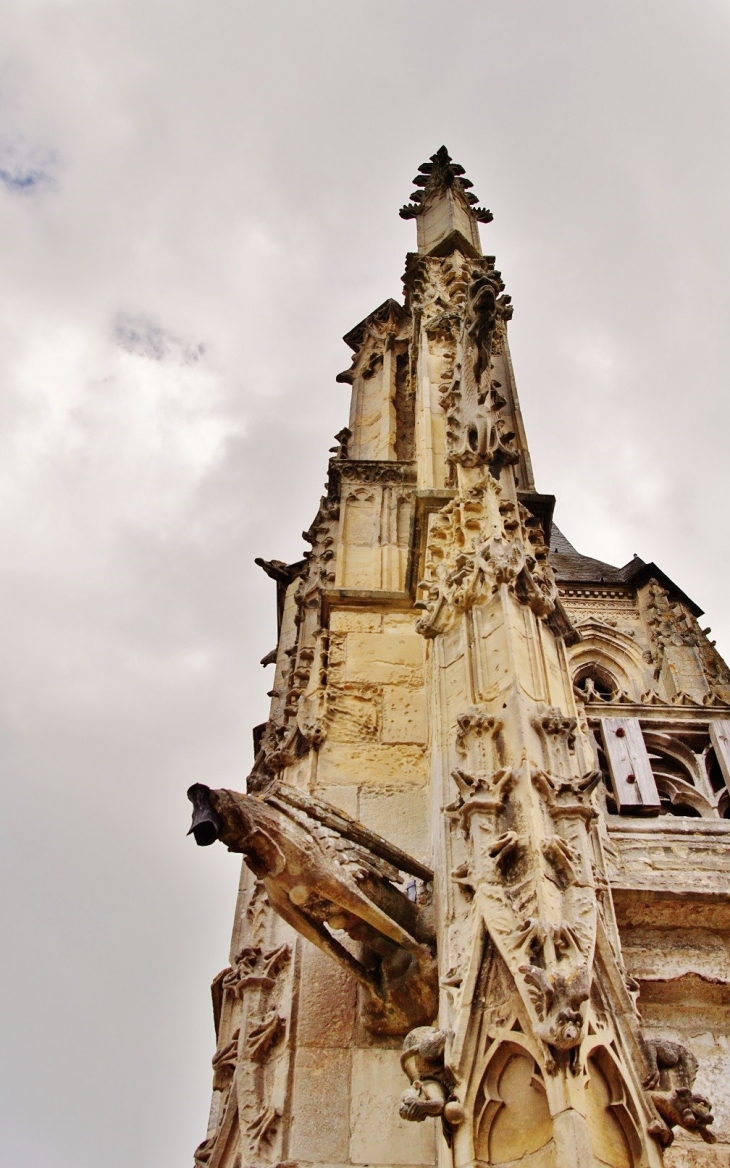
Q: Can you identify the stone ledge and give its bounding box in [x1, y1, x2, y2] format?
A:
[607, 815, 730, 836]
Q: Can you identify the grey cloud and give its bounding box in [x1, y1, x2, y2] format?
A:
[0, 132, 56, 192]
[114, 311, 206, 364]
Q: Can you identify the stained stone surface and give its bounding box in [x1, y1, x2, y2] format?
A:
[190, 150, 730, 1168]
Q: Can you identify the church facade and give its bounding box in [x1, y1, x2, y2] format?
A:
[188, 149, 730, 1168]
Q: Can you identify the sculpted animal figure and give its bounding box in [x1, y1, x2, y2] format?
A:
[519, 962, 590, 1052]
[187, 782, 437, 1036]
[398, 1026, 464, 1131]
[643, 1039, 716, 1146]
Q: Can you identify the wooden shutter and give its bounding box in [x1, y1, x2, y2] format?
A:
[710, 720, 730, 791]
[600, 717, 661, 814]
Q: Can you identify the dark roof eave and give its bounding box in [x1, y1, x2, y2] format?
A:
[556, 558, 703, 618]
[622, 560, 704, 618]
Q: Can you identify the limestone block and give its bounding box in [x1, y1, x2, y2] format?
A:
[345, 632, 424, 686]
[330, 611, 383, 634]
[342, 546, 379, 590]
[621, 928, 730, 983]
[439, 624, 463, 667]
[298, 944, 357, 1048]
[326, 689, 380, 743]
[316, 742, 427, 786]
[665, 1141, 730, 1167]
[609, 824, 730, 896]
[314, 784, 359, 818]
[381, 686, 427, 745]
[349, 1048, 436, 1165]
[359, 785, 430, 862]
[442, 656, 469, 726]
[327, 634, 347, 683]
[289, 1047, 352, 1163]
[382, 612, 419, 632]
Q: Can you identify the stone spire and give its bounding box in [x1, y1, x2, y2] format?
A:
[399, 145, 492, 257]
[187, 150, 729, 1168]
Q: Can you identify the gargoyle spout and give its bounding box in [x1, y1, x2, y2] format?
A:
[187, 783, 222, 847]
[187, 781, 438, 1034]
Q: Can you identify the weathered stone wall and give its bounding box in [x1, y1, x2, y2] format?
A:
[315, 609, 430, 860]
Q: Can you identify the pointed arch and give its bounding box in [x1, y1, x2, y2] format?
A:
[568, 621, 648, 702]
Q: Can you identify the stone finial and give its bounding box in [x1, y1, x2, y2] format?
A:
[400, 146, 493, 223]
[400, 147, 492, 258]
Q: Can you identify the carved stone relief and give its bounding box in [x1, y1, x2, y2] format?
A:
[643, 1039, 717, 1146]
[639, 580, 730, 706]
[195, 876, 295, 1168]
[398, 1026, 465, 1134]
[415, 477, 558, 639]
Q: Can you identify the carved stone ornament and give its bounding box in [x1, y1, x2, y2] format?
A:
[441, 702, 600, 1071]
[641, 578, 730, 702]
[643, 1039, 716, 1146]
[442, 265, 517, 476]
[415, 479, 558, 638]
[398, 1026, 465, 1133]
[188, 781, 437, 1035]
[399, 146, 493, 223]
[249, 497, 340, 789]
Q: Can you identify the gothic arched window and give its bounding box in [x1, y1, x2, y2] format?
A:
[574, 665, 617, 703]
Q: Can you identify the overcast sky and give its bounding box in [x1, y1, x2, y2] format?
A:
[0, 2, 729, 1165]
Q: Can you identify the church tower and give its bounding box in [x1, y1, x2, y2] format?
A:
[188, 148, 730, 1168]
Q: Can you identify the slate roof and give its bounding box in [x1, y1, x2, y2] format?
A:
[548, 524, 703, 616]
[549, 525, 643, 585]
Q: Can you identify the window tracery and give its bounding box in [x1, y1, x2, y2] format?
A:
[594, 720, 730, 819]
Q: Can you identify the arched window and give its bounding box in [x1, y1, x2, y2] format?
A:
[574, 665, 617, 703]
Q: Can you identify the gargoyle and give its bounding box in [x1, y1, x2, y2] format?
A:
[398, 1026, 464, 1130]
[643, 1039, 716, 1146]
[188, 782, 437, 1036]
[519, 962, 590, 1054]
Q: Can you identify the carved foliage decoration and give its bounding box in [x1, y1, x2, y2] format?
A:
[404, 251, 518, 478]
[415, 478, 557, 638]
[443, 706, 599, 1070]
[195, 880, 294, 1168]
[399, 146, 493, 223]
[444, 263, 516, 475]
[336, 298, 410, 386]
[640, 580, 730, 705]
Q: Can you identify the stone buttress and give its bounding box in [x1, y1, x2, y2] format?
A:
[188, 148, 730, 1168]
